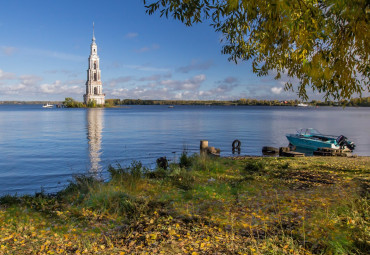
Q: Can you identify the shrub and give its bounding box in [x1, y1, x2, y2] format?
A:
[179, 152, 192, 169]
[58, 174, 101, 201]
[0, 194, 21, 207]
[108, 161, 147, 182]
[85, 189, 142, 218]
[146, 167, 168, 179]
[170, 168, 195, 190]
[244, 160, 265, 174]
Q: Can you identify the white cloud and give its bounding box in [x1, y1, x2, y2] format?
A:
[160, 74, 206, 91]
[107, 76, 132, 87]
[19, 75, 43, 85]
[107, 74, 239, 100]
[0, 69, 16, 80]
[271, 87, 283, 94]
[40, 80, 83, 95]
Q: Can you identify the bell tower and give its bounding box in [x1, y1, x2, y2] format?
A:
[84, 23, 105, 105]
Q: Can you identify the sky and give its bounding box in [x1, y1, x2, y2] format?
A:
[0, 0, 340, 102]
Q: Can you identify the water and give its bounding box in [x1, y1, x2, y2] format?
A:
[0, 104, 369, 195]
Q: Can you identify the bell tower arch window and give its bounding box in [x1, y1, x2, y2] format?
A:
[94, 62, 97, 69]
[94, 73, 97, 81]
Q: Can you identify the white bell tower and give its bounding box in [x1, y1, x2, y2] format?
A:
[84, 23, 105, 105]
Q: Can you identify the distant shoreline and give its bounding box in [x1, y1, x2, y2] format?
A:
[1, 97, 369, 107]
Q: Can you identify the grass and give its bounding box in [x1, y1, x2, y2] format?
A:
[0, 154, 369, 254]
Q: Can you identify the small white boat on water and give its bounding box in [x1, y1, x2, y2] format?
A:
[297, 103, 309, 107]
[42, 103, 53, 108]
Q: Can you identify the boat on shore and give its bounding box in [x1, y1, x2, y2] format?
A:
[42, 103, 54, 108]
[286, 128, 355, 151]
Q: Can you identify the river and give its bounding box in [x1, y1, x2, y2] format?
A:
[0, 104, 369, 195]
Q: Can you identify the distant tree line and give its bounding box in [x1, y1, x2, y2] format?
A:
[2, 97, 369, 107]
[106, 97, 370, 107]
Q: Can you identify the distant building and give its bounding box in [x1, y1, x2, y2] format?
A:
[84, 23, 105, 105]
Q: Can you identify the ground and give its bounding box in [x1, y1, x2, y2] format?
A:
[0, 156, 369, 254]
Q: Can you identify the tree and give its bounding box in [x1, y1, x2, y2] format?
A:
[144, 0, 369, 101]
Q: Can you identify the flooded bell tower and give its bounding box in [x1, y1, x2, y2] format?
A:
[83, 23, 105, 105]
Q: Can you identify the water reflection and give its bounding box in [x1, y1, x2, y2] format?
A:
[86, 108, 104, 174]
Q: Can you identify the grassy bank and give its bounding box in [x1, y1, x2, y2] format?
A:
[1, 155, 369, 254]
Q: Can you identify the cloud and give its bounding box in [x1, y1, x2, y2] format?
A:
[125, 32, 138, 39]
[271, 87, 283, 94]
[222, 76, 238, 84]
[23, 47, 84, 62]
[107, 76, 133, 87]
[39, 80, 84, 95]
[139, 75, 162, 82]
[108, 74, 207, 99]
[0, 69, 16, 80]
[107, 74, 239, 100]
[135, 44, 160, 53]
[177, 60, 213, 73]
[44, 69, 80, 77]
[1, 46, 17, 56]
[19, 75, 43, 85]
[123, 64, 170, 72]
[160, 74, 206, 91]
[199, 84, 238, 98]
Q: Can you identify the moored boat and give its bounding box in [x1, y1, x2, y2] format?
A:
[42, 103, 54, 108]
[286, 128, 355, 151]
[297, 103, 309, 107]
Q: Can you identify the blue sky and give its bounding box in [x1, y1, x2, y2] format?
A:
[0, 0, 310, 101]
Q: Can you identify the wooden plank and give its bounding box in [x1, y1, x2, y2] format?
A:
[280, 151, 305, 157]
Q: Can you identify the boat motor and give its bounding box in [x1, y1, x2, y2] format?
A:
[336, 135, 356, 151]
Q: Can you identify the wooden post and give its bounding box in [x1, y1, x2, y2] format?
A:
[200, 140, 208, 154]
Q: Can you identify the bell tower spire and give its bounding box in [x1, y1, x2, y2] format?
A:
[92, 22, 95, 42]
[84, 23, 105, 105]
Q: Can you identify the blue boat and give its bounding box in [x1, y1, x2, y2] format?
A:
[286, 128, 355, 151]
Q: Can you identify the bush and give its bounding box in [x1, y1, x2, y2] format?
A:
[58, 174, 101, 201]
[244, 160, 265, 174]
[179, 152, 192, 169]
[85, 189, 142, 218]
[146, 167, 168, 179]
[63, 97, 86, 108]
[191, 154, 226, 173]
[0, 194, 21, 207]
[108, 161, 147, 182]
[170, 168, 195, 190]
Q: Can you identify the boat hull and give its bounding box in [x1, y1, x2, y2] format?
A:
[286, 135, 339, 150]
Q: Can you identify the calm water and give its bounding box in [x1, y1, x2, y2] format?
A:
[0, 104, 369, 195]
